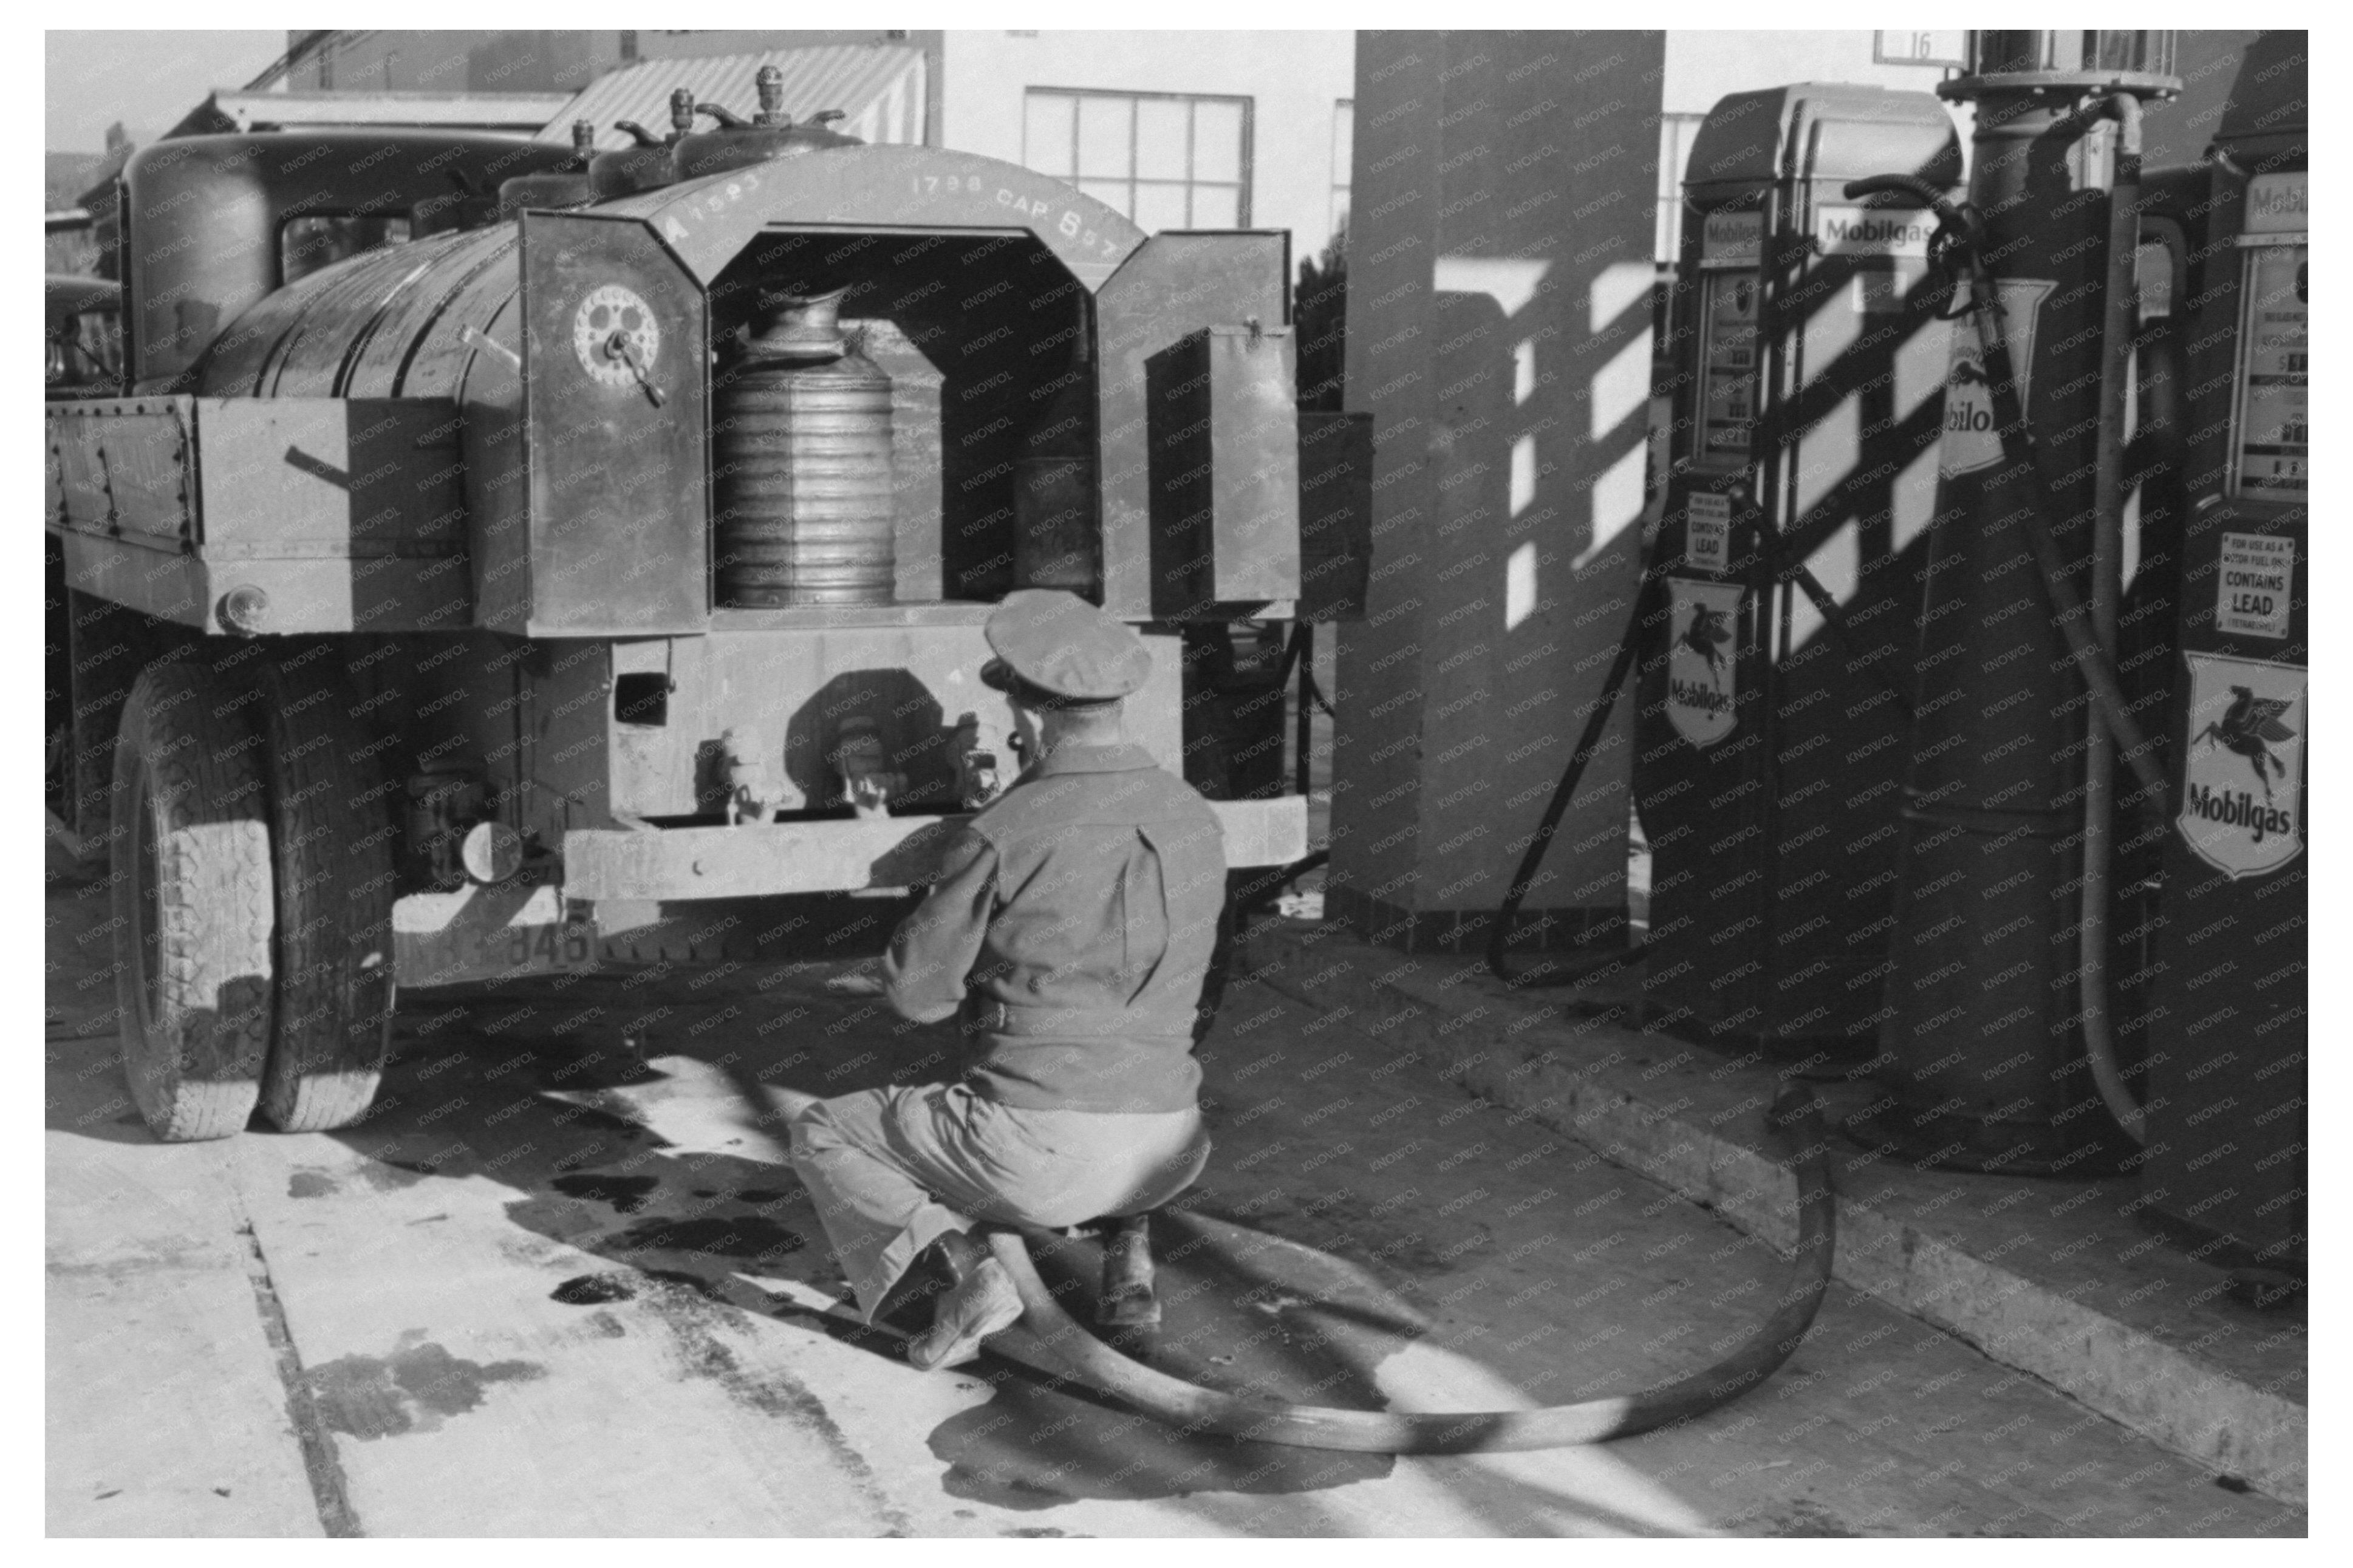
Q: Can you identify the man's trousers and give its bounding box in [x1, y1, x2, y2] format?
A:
[788, 1081, 1209, 1323]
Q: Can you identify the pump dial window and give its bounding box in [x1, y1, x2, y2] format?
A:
[573, 284, 662, 389]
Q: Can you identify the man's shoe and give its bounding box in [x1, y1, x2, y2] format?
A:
[906, 1252, 1023, 1371]
[1097, 1214, 1161, 1333]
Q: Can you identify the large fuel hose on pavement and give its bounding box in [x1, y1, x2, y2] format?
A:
[986, 1084, 1834, 1453]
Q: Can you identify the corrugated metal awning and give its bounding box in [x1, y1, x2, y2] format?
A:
[541, 47, 926, 151]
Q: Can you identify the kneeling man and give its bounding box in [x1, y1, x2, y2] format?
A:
[789, 590, 1226, 1369]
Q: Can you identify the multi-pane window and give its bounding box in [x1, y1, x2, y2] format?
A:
[1330, 99, 1353, 235]
[1023, 89, 1252, 230]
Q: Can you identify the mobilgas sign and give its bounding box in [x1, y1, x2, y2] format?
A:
[2244, 172, 2306, 237]
[1666, 578, 1743, 748]
[2177, 652, 2305, 880]
[1700, 211, 1763, 271]
[1813, 205, 1933, 258]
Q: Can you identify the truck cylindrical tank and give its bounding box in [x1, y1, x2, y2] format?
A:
[714, 289, 896, 607]
[121, 131, 578, 390]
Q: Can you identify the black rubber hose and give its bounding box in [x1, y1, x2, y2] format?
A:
[990, 1083, 1834, 1453]
[1484, 564, 1661, 988]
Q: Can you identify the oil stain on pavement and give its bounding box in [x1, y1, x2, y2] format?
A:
[351, 996, 1424, 1517]
[304, 1331, 546, 1440]
[550, 1173, 661, 1213]
[609, 1213, 806, 1262]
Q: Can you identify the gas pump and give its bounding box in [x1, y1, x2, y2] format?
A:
[2137, 33, 2307, 1274]
[1635, 84, 1961, 1063]
[1858, 32, 2186, 1173]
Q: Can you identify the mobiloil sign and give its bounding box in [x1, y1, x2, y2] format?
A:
[2139, 30, 2307, 1272]
[1634, 83, 1959, 1065]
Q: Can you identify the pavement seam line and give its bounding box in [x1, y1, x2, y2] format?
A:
[233, 1216, 366, 1537]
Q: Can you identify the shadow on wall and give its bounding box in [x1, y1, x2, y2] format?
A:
[1422, 259, 1653, 915]
[1331, 30, 1668, 955]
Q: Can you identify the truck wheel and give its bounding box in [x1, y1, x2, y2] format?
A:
[254, 654, 398, 1133]
[111, 658, 275, 1141]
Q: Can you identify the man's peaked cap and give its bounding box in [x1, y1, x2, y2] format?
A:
[980, 589, 1153, 707]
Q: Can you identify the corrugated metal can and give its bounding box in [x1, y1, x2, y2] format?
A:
[714, 293, 896, 607]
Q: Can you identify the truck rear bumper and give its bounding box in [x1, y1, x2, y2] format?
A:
[393, 798, 1308, 989]
[559, 797, 1308, 902]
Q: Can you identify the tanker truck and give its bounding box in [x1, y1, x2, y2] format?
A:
[45, 73, 1310, 1142]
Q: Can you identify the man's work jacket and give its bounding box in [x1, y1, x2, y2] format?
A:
[880, 741, 1227, 1113]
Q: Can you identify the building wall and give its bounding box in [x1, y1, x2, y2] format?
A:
[1329, 29, 1665, 954]
[940, 30, 1357, 262]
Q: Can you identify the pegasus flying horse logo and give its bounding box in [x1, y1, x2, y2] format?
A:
[2192, 686, 2298, 805]
[1681, 602, 1733, 689]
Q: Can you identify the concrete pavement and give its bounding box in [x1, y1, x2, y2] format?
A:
[46, 844, 2304, 1536]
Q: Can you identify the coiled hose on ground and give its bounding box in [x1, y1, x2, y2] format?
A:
[986, 1085, 1834, 1454]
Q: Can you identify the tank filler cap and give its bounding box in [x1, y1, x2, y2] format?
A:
[674, 67, 864, 180]
[744, 288, 854, 361]
[754, 64, 790, 126]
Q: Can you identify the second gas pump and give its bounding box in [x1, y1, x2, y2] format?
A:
[1635, 84, 1961, 1064]
[2136, 35, 2307, 1276]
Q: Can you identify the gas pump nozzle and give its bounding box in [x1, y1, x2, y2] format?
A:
[1841, 174, 2168, 808]
[1840, 176, 1980, 318]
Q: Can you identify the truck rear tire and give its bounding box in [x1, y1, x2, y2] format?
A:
[254, 653, 398, 1133]
[111, 658, 276, 1142]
